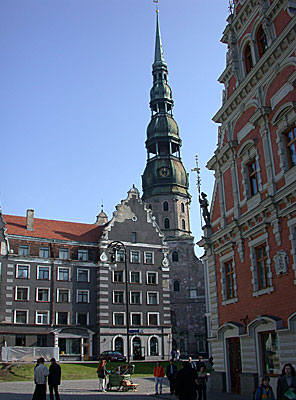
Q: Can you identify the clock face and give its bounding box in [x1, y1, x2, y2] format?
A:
[159, 167, 171, 178]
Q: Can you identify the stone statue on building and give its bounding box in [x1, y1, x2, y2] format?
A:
[199, 192, 211, 227]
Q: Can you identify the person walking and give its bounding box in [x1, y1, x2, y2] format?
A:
[188, 356, 197, 370]
[32, 357, 49, 400]
[175, 361, 198, 400]
[153, 361, 165, 395]
[48, 358, 61, 400]
[176, 349, 180, 361]
[195, 355, 206, 372]
[254, 376, 275, 400]
[197, 365, 208, 400]
[166, 359, 178, 395]
[97, 360, 109, 392]
[277, 363, 296, 400]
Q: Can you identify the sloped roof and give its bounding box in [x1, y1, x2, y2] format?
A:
[3, 214, 105, 243]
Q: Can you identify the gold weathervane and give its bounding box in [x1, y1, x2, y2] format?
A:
[153, 0, 159, 13]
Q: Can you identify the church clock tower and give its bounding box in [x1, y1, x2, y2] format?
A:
[142, 11, 191, 238]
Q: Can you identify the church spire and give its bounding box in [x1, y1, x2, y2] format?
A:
[154, 11, 167, 67]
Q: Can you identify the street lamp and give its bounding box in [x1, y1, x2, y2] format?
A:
[108, 241, 130, 363]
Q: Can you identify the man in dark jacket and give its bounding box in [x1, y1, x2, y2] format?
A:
[48, 358, 61, 400]
[175, 361, 198, 400]
[166, 359, 178, 395]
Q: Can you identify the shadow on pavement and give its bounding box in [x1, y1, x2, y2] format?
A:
[0, 394, 157, 399]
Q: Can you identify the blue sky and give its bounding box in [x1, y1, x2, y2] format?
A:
[0, 0, 229, 256]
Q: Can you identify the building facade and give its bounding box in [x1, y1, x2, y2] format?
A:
[142, 12, 206, 356]
[198, 0, 296, 397]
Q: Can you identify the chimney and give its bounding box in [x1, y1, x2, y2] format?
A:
[26, 209, 34, 231]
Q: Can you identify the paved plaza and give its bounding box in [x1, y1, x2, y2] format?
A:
[0, 377, 250, 400]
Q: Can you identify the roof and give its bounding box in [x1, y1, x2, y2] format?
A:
[2, 214, 105, 243]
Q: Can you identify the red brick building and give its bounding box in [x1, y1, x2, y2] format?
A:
[198, 0, 296, 396]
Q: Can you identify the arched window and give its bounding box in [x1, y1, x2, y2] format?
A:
[164, 218, 170, 229]
[257, 25, 267, 57]
[173, 280, 180, 291]
[181, 203, 185, 213]
[244, 43, 253, 74]
[163, 201, 169, 211]
[182, 219, 186, 230]
[150, 337, 159, 356]
[132, 337, 141, 359]
[172, 251, 179, 262]
[115, 337, 124, 354]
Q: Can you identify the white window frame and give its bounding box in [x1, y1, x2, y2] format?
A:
[130, 270, 141, 284]
[36, 310, 49, 325]
[189, 288, 198, 299]
[130, 250, 140, 263]
[57, 266, 71, 281]
[16, 264, 30, 279]
[130, 312, 142, 326]
[220, 251, 238, 305]
[77, 268, 90, 283]
[78, 249, 88, 261]
[76, 312, 89, 325]
[76, 289, 90, 303]
[238, 141, 262, 202]
[37, 265, 51, 280]
[36, 287, 50, 302]
[130, 291, 142, 305]
[14, 309, 28, 324]
[113, 290, 125, 304]
[56, 311, 69, 325]
[19, 245, 29, 256]
[39, 247, 49, 258]
[144, 251, 154, 264]
[112, 270, 125, 283]
[15, 286, 30, 301]
[146, 271, 158, 285]
[147, 291, 159, 305]
[147, 312, 160, 326]
[57, 288, 70, 303]
[113, 312, 125, 326]
[116, 249, 125, 262]
[59, 248, 69, 260]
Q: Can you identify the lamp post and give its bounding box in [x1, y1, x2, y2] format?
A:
[108, 241, 130, 363]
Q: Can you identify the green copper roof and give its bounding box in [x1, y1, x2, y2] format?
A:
[154, 11, 167, 68]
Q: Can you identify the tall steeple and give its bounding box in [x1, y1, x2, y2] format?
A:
[142, 11, 191, 238]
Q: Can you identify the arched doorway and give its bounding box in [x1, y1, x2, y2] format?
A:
[114, 337, 124, 355]
[150, 337, 159, 356]
[132, 336, 142, 360]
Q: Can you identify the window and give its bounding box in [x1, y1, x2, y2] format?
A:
[148, 313, 159, 325]
[37, 288, 49, 302]
[116, 249, 125, 262]
[16, 264, 29, 279]
[285, 126, 296, 168]
[147, 272, 157, 285]
[131, 232, 137, 243]
[37, 266, 50, 280]
[144, 252, 154, 264]
[147, 292, 158, 305]
[58, 267, 70, 281]
[37, 335, 47, 347]
[39, 247, 49, 258]
[15, 287, 29, 301]
[15, 310, 28, 324]
[19, 245, 29, 256]
[36, 311, 49, 325]
[115, 337, 124, 354]
[113, 291, 124, 304]
[172, 251, 179, 262]
[130, 250, 140, 263]
[164, 218, 170, 229]
[260, 331, 280, 375]
[131, 313, 141, 325]
[163, 201, 169, 211]
[15, 335, 26, 346]
[190, 288, 198, 299]
[77, 268, 89, 282]
[57, 289, 70, 303]
[173, 280, 180, 291]
[78, 249, 88, 261]
[77, 290, 89, 303]
[77, 312, 88, 326]
[182, 219, 186, 230]
[59, 248, 69, 260]
[130, 291, 141, 304]
[57, 312, 68, 325]
[225, 261, 235, 299]
[244, 43, 253, 74]
[150, 337, 159, 356]
[113, 270, 124, 282]
[248, 159, 260, 196]
[130, 271, 140, 283]
[257, 25, 268, 57]
[114, 313, 125, 326]
[181, 202, 185, 213]
[256, 244, 270, 290]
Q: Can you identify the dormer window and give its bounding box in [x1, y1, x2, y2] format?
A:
[256, 25, 268, 58]
[244, 43, 253, 74]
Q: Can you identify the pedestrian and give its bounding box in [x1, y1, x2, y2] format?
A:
[188, 356, 196, 370]
[170, 349, 176, 361]
[277, 363, 296, 400]
[166, 359, 178, 395]
[32, 357, 49, 400]
[195, 355, 206, 372]
[197, 365, 208, 400]
[48, 358, 61, 400]
[176, 349, 180, 361]
[153, 361, 165, 395]
[254, 376, 275, 400]
[97, 359, 109, 392]
[175, 360, 198, 400]
[209, 356, 214, 371]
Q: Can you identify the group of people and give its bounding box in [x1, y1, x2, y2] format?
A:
[254, 363, 296, 400]
[32, 357, 61, 400]
[154, 355, 209, 399]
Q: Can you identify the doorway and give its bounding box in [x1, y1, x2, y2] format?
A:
[227, 337, 242, 394]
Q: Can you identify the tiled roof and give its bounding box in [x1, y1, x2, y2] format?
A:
[2, 214, 105, 243]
